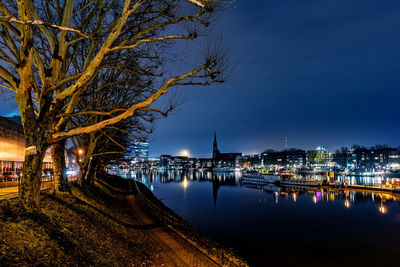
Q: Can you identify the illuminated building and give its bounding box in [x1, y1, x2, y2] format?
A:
[131, 142, 149, 162]
[307, 146, 336, 169]
[243, 154, 262, 169]
[261, 149, 306, 169]
[0, 116, 52, 174]
[348, 145, 400, 171]
[333, 148, 349, 169]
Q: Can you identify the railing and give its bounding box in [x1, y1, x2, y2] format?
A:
[0, 175, 79, 200]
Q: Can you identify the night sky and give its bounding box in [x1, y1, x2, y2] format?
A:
[1, 0, 400, 158]
[150, 0, 400, 158]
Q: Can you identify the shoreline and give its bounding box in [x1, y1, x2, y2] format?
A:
[103, 173, 249, 266]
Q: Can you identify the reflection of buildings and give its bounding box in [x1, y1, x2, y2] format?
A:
[0, 116, 52, 174]
[156, 169, 238, 207]
[212, 176, 220, 208]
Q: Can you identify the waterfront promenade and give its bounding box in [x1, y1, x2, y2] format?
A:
[125, 193, 219, 266]
[0, 174, 247, 266]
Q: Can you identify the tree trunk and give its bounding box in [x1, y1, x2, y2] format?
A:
[95, 163, 105, 182]
[51, 140, 70, 192]
[78, 165, 86, 186]
[19, 149, 46, 214]
[85, 157, 94, 185]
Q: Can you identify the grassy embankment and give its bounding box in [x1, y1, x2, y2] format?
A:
[0, 176, 163, 265]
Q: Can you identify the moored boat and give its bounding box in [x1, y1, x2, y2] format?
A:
[243, 173, 280, 184]
[278, 178, 322, 187]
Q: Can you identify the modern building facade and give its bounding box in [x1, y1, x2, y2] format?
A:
[131, 142, 149, 162]
[348, 146, 400, 171]
[0, 116, 52, 175]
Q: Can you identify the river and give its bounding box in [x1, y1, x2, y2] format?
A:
[124, 170, 400, 266]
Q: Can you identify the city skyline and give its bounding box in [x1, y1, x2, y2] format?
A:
[150, 131, 400, 158]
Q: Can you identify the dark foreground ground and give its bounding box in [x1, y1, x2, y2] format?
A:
[0, 174, 247, 266]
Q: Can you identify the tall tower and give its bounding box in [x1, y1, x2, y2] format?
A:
[212, 132, 220, 159]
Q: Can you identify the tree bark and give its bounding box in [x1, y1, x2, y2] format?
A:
[19, 149, 46, 214]
[78, 167, 85, 186]
[51, 140, 70, 192]
[85, 157, 94, 185]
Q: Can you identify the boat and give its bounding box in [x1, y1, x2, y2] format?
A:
[278, 178, 322, 187]
[242, 173, 280, 184]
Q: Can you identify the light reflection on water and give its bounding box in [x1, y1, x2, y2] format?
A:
[123, 170, 400, 266]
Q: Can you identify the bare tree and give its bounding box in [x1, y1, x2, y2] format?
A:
[52, 33, 163, 191]
[0, 0, 229, 212]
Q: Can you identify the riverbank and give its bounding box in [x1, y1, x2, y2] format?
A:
[0, 174, 247, 266]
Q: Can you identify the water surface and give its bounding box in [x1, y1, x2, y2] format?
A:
[129, 170, 400, 266]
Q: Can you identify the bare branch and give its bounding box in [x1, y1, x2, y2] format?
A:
[110, 35, 194, 52]
[56, 108, 127, 118]
[50, 63, 208, 142]
[0, 15, 92, 39]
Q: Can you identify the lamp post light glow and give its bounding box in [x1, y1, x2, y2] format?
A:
[180, 149, 190, 157]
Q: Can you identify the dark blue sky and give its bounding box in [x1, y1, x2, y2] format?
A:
[149, 0, 400, 158]
[1, 0, 400, 158]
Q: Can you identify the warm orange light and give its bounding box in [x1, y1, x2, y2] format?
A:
[0, 138, 25, 161]
[379, 205, 386, 214]
[182, 178, 188, 188]
[180, 149, 190, 157]
[345, 200, 350, 208]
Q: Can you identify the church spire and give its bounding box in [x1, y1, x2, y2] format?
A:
[213, 131, 220, 159]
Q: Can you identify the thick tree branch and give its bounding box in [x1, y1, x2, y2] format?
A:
[0, 15, 92, 39]
[50, 63, 207, 142]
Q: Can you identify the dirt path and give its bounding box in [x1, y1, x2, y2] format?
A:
[126, 194, 220, 267]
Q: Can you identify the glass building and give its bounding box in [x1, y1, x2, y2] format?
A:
[132, 142, 149, 162]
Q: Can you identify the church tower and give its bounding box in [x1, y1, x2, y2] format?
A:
[212, 132, 220, 159]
